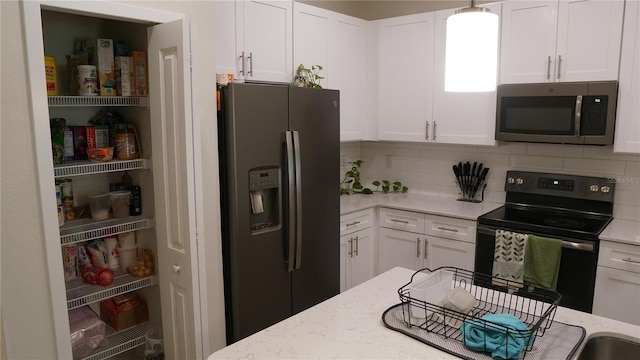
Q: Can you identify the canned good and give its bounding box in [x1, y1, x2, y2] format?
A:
[64, 199, 75, 221]
[55, 181, 62, 206]
[57, 205, 65, 226]
[61, 179, 73, 201]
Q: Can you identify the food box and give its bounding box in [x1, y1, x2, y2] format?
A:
[100, 294, 149, 331]
[72, 126, 88, 160]
[132, 50, 148, 97]
[115, 56, 134, 96]
[97, 38, 116, 96]
[44, 55, 58, 96]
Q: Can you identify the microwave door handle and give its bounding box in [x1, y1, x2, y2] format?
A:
[574, 95, 582, 136]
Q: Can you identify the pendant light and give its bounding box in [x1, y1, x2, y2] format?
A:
[444, 0, 499, 92]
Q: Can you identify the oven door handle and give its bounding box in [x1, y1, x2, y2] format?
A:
[476, 226, 594, 252]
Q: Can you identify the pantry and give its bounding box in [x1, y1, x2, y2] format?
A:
[22, 1, 204, 359]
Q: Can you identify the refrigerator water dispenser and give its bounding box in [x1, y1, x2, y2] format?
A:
[249, 168, 281, 233]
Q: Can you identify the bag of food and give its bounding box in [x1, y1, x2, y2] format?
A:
[82, 266, 114, 286]
[68, 306, 107, 359]
[128, 248, 154, 279]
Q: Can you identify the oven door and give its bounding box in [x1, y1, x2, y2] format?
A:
[475, 225, 598, 313]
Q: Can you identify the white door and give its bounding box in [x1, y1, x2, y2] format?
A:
[499, 1, 558, 84]
[330, 14, 367, 141]
[614, 0, 640, 153]
[426, 237, 475, 272]
[350, 228, 375, 288]
[555, 0, 624, 82]
[378, 13, 435, 141]
[148, 19, 201, 360]
[379, 228, 423, 272]
[431, 5, 500, 146]
[240, 0, 293, 83]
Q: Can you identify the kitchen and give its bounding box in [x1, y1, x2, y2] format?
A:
[2, 0, 640, 359]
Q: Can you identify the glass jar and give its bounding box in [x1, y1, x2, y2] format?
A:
[114, 128, 137, 160]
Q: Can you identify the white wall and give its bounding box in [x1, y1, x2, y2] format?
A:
[341, 141, 640, 221]
[1, 0, 226, 358]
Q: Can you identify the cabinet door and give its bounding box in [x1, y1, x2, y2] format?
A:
[214, 0, 241, 80]
[330, 14, 368, 142]
[148, 19, 199, 359]
[593, 266, 640, 326]
[500, 1, 558, 84]
[378, 13, 435, 141]
[432, 5, 500, 146]
[379, 228, 423, 272]
[239, 0, 292, 83]
[614, 0, 640, 153]
[293, 2, 329, 83]
[426, 237, 475, 272]
[339, 234, 351, 292]
[350, 227, 375, 288]
[555, 0, 624, 82]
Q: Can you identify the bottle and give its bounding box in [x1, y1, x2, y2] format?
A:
[130, 185, 142, 216]
[114, 127, 137, 160]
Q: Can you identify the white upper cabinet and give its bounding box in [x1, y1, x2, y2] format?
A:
[377, 13, 435, 142]
[215, 0, 292, 83]
[431, 4, 501, 146]
[614, 0, 640, 153]
[500, 0, 624, 84]
[293, 3, 368, 141]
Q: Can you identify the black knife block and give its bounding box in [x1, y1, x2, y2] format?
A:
[453, 162, 488, 203]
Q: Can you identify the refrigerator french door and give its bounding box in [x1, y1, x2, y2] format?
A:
[219, 83, 340, 343]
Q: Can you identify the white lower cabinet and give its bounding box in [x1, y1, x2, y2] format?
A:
[378, 208, 476, 273]
[593, 240, 640, 325]
[340, 209, 376, 292]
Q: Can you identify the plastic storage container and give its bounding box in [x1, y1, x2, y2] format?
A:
[408, 268, 453, 318]
[88, 193, 111, 221]
[118, 246, 137, 271]
[109, 190, 130, 219]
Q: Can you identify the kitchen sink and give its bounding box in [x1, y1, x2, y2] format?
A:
[576, 334, 640, 360]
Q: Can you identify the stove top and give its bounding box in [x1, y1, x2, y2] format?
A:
[478, 171, 615, 241]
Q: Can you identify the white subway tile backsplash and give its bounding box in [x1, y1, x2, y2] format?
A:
[343, 141, 639, 220]
[509, 155, 564, 170]
[563, 158, 626, 175]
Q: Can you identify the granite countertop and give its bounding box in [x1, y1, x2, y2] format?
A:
[208, 267, 640, 360]
[340, 193, 503, 220]
[599, 218, 640, 246]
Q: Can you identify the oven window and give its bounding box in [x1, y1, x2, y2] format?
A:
[500, 96, 576, 135]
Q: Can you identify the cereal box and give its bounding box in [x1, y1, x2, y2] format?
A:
[97, 39, 116, 96]
[132, 50, 148, 97]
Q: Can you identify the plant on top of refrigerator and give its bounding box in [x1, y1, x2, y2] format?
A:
[340, 160, 408, 195]
[293, 64, 324, 89]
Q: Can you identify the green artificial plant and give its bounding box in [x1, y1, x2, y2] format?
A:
[340, 160, 408, 195]
[294, 64, 324, 88]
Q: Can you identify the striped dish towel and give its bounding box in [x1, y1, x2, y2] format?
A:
[492, 230, 528, 287]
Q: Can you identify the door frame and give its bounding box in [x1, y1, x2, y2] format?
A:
[21, 1, 201, 358]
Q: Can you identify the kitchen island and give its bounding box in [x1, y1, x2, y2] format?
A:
[208, 267, 640, 359]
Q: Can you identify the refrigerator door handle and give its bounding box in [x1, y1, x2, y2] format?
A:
[284, 131, 296, 272]
[293, 130, 303, 270]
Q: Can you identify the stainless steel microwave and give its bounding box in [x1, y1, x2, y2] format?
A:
[496, 81, 618, 145]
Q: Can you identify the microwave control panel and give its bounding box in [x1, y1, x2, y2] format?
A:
[581, 96, 608, 135]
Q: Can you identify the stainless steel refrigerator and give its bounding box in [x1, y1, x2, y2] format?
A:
[218, 83, 340, 343]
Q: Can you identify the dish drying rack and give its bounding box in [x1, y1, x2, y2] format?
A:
[395, 267, 561, 359]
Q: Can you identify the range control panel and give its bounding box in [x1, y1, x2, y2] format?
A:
[505, 171, 615, 202]
[538, 178, 574, 191]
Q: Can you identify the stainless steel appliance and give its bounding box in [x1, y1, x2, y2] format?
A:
[496, 81, 618, 145]
[218, 83, 340, 343]
[475, 171, 614, 313]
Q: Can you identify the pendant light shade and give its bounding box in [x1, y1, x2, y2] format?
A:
[445, 2, 499, 92]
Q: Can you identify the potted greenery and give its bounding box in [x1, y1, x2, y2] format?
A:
[340, 160, 408, 195]
[293, 64, 324, 88]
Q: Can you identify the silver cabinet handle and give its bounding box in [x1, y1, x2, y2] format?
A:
[433, 121, 437, 141]
[574, 95, 582, 137]
[354, 236, 359, 256]
[416, 238, 421, 258]
[391, 219, 409, 224]
[547, 55, 552, 80]
[426, 121, 430, 140]
[557, 55, 562, 79]
[424, 238, 428, 259]
[346, 221, 360, 227]
[437, 226, 459, 233]
[239, 51, 245, 76]
[348, 238, 353, 258]
[622, 257, 640, 264]
[248, 51, 254, 76]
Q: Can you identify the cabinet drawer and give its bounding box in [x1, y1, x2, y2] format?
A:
[598, 240, 640, 274]
[378, 208, 425, 234]
[340, 208, 374, 236]
[424, 215, 476, 243]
